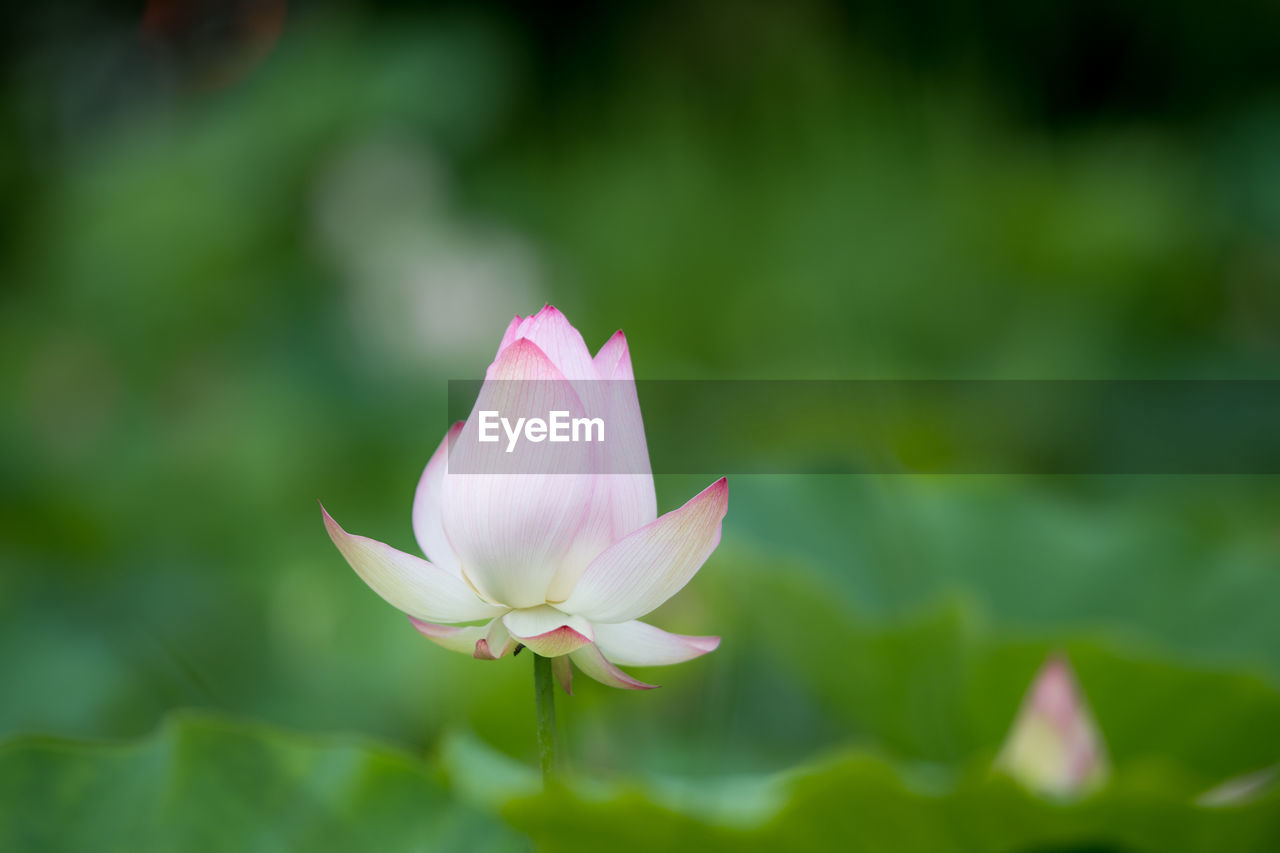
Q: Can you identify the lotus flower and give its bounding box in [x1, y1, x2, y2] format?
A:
[322, 305, 726, 691]
[995, 654, 1109, 798]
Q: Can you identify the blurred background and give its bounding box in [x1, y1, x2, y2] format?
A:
[2, 0, 1279, 849]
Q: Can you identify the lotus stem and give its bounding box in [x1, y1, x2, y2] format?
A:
[533, 653, 559, 783]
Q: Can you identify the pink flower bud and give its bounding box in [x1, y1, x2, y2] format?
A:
[995, 654, 1109, 798]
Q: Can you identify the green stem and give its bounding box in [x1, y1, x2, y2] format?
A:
[533, 654, 559, 784]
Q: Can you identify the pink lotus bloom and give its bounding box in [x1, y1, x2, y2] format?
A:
[995, 654, 1110, 798]
[323, 305, 726, 691]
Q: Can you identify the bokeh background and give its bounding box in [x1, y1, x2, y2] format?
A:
[2, 1, 1279, 850]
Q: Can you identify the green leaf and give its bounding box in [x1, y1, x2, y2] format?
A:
[502, 749, 1280, 853]
[484, 552, 1280, 850]
[705, 554, 1280, 779]
[0, 712, 526, 853]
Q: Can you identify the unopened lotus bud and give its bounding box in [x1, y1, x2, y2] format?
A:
[995, 654, 1109, 798]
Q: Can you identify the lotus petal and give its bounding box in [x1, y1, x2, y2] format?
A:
[323, 507, 505, 623]
[551, 656, 573, 695]
[592, 620, 720, 667]
[560, 478, 727, 623]
[502, 605, 594, 657]
[568, 644, 657, 690]
[411, 422, 464, 575]
[441, 339, 597, 608]
[408, 618, 487, 655]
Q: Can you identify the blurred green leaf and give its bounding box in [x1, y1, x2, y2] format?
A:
[701, 551, 1280, 779]
[721, 476, 1280, 675]
[0, 713, 526, 853]
[6, 589, 1280, 853]
[503, 743, 1280, 853]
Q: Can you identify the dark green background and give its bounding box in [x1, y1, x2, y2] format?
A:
[2, 1, 1278, 849]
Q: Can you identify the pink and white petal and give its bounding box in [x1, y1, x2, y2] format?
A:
[477, 617, 517, 660]
[502, 605, 595, 640]
[505, 305, 597, 382]
[591, 329, 634, 381]
[593, 331, 657, 536]
[569, 644, 657, 690]
[543, 333, 656, 602]
[540, 379, 617, 602]
[551, 655, 573, 695]
[323, 506, 505, 623]
[596, 332, 656, 538]
[513, 626, 593, 658]
[411, 422, 464, 575]
[559, 478, 728, 624]
[599, 473, 658, 544]
[442, 339, 597, 608]
[408, 618, 488, 655]
[496, 314, 525, 357]
[592, 620, 720, 667]
[502, 605, 594, 657]
[543, 493, 614, 605]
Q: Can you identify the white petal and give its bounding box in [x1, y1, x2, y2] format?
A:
[568, 644, 656, 690]
[502, 605, 594, 657]
[560, 478, 728, 623]
[592, 620, 720, 667]
[409, 615, 516, 659]
[441, 339, 597, 608]
[408, 618, 487, 655]
[544, 331, 657, 602]
[591, 330, 657, 538]
[322, 506, 505, 623]
[475, 617, 517, 660]
[411, 422, 464, 575]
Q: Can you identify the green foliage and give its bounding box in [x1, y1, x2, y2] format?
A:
[6, 625, 1279, 853]
[506, 753, 1280, 853]
[0, 714, 526, 853]
[3, 3, 1279, 849]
